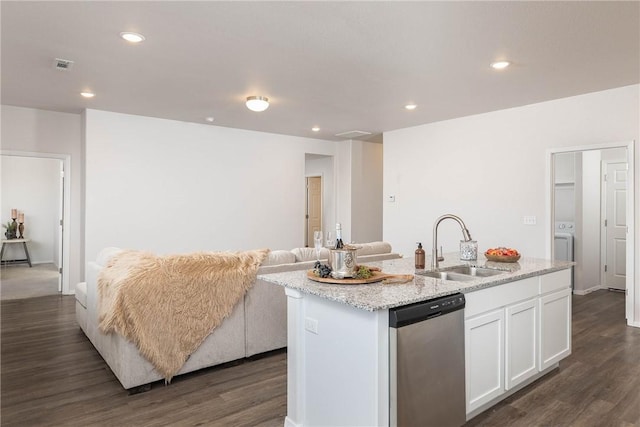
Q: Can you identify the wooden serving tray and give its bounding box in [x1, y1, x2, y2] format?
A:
[307, 270, 413, 285]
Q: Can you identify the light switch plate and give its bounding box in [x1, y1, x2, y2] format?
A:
[523, 216, 537, 225]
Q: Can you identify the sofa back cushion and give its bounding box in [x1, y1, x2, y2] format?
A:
[291, 247, 330, 262]
[262, 250, 296, 266]
[354, 241, 392, 256]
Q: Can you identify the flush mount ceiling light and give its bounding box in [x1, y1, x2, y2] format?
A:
[246, 96, 269, 112]
[80, 91, 95, 98]
[405, 104, 417, 110]
[205, 117, 215, 123]
[311, 126, 320, 132]
[491, 60, 511, 70]
[120, 32, 145, 43]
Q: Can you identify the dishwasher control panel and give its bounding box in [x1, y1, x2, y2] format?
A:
[389, 293, 465, 328]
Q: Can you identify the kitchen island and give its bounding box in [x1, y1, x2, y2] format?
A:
[259, 255, 574, 427]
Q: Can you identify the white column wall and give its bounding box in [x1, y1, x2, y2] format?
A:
[351, 140, 383, 244]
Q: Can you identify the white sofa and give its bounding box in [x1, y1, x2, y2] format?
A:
[76, 242, 401, 390]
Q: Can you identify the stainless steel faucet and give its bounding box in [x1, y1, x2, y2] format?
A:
[432, 214, 473, 270]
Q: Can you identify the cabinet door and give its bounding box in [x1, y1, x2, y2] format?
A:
[465, 309, 504, 414]
[539, 288, 572, 370]
[505, 298, 538, 390]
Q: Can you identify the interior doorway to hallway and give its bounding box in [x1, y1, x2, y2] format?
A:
[305, 176, 322, 248]
[1, 154, 66, 300]
[549, 141, 636, 327]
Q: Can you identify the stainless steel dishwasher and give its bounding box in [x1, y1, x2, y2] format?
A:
[389, 293, 466, 427]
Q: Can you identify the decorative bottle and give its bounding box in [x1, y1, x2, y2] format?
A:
[415, 242, 425, 269]
[335, 223, 344, 249]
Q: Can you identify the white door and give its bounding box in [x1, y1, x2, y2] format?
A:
[604, 162, 627, 290]
[306, 176, 322, 247]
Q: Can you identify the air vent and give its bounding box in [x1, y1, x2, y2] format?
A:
[334, 130, 372, 139]
[54, 58, 74, 71]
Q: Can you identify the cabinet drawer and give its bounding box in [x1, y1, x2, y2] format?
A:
[540, 269, 571, 294]
[465, 277, 538, 318]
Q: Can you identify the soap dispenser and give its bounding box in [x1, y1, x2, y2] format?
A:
[415, 242, 426, 269]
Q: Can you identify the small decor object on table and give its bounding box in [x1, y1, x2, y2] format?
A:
[3, 209, 18, 240]
[485, 247, 521, 262]
[17, 212, 24, 239]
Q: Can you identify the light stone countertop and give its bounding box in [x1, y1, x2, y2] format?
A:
[258, 254, 575, 311]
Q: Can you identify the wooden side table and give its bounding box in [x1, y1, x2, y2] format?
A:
[0, 239, 33, 267]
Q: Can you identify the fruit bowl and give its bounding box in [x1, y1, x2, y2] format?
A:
[485, 253, 521, 263]
[485, 247, 521, 263]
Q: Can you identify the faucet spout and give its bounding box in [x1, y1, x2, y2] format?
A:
[432, 214, 473, 270]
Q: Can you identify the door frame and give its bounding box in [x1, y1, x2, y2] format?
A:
[1, 150, 71, 295]
[546, 140, 636, 327]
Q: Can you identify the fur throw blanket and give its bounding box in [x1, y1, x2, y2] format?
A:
[97, 248, 269, 382]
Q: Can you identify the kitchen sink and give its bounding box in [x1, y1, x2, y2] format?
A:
[418, 265, 505, 282]
[418, 270, 476, 282]
[441, 266, 504, 277]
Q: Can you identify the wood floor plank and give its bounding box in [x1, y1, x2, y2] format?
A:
[2, 290, 639, 426]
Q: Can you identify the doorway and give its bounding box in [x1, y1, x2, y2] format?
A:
[548, 141, 636, 327]
[304, 153, 335, 248]
[0, 154, 66, 300]
[305, 176, 322, 247]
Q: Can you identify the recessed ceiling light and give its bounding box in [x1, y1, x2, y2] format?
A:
[491, 61, 511, 70]
[120, 32, 145, 43]
[405, 104, 417, 110]
[311, 126, 320, 132]
[246, 96, 269, 112]
[80, 91, 95, 98]
[205, 117, 215, 123]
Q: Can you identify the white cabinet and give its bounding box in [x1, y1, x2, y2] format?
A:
[505, 298, 538, 390]
[539, 287, 572, 370]
[465, 308, 504, 413]
[465, 269, 571, 418]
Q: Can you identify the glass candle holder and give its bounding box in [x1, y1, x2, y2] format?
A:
[460, 240, 478, 261]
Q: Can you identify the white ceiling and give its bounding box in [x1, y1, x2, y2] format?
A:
[1, 1, 638, 142]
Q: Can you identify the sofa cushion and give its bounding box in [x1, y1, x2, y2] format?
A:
[96, 247, 124, 266]
[75, 281, 87, 308]
[291, 247, 330, 262]
[262, 250, 296, 266]
[355, 241, 392, 256]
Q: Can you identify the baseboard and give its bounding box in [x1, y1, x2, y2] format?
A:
[573, 285, 603, 295]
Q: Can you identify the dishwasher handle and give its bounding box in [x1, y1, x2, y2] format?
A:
[389, 293, 465, 328]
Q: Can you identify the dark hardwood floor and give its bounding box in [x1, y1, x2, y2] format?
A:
[1, 296, 286, 426]
[1, 290, 638, 426]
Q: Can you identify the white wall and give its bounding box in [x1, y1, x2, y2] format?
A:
[1, 156, 60, 264]
[84, 109, 340, 260]
[1, 106, 82, 293]
[351, 140, 383, 243]
[305, 155, 335, 240]
[384, 85, 639, 260]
